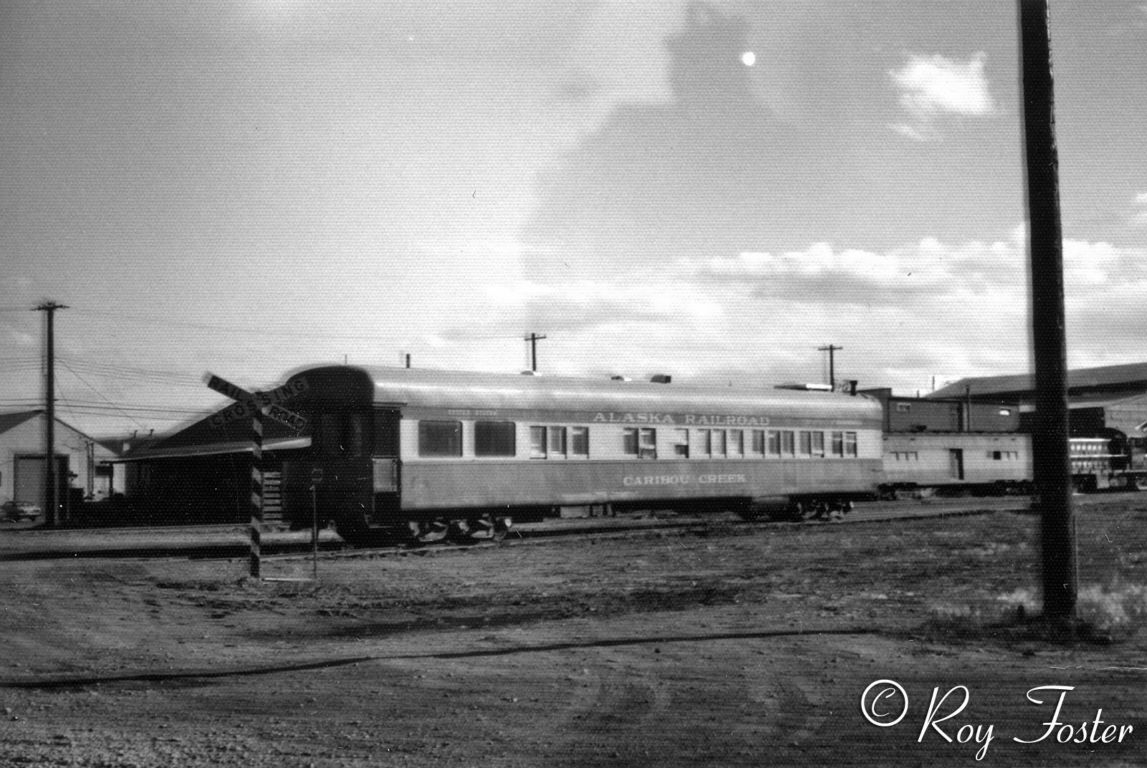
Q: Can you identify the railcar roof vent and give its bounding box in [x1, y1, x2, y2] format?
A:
[520, 370, 539, 376]
[775, 382, 833, 391]
[650, 374, 672, 384]
[610, 375, 632, 382]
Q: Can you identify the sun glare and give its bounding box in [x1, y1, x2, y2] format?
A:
[741, 51, 756, 67]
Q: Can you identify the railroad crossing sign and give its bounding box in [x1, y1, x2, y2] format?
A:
[205, 374, 308, 431]
[204, 372, 309, 579]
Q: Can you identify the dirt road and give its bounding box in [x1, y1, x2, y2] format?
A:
[1, 499, 1145, 766]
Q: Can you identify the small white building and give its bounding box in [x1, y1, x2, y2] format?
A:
[0, 410, 121, 520]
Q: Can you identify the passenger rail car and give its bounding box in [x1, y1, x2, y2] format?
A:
[881, 432, 1135, 496]
[278, 366, 886, 542]
[881, 433, 1033, 496]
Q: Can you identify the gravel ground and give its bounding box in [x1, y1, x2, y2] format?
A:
[1, 497, 1145, 767]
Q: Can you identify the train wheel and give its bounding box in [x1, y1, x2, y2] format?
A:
[450, 515, 513, 542]
[333, 514, 370, 546]
[411, 519, 449, 544]
[800, 501, 826, 521]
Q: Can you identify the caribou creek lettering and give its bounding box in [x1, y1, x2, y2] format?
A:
[622, 473, 746, 487]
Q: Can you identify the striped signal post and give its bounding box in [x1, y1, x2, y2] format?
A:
[204, 373, 309, 580]
[249, 405, 264, 578]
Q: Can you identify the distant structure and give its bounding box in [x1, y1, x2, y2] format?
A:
[0, 411, 121, 522]
[861, 389, 1020, 434]
[929, 362, 1147, 440]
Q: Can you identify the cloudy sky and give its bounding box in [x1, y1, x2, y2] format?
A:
[2, 1, 1146, 438]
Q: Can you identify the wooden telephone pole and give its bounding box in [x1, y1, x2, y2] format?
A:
[524, 333, 547, 373]
[1019, 0, 1077, 621]
[818, 344, 842, 390]
[35, 301, 67, 528]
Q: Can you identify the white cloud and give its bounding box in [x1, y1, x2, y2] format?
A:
[414, 228, 1147, 395]
[494, 231, 1147, 394]
[889, 52, 996, 141]
[1131, 192, 1147, 227]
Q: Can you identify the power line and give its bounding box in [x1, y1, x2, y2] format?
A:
[57, 358, 206, 389]
[0, 400, 207, 413]
[58, 359, 149, 431]
[71, 308, 411, 342]
[69, 308, 526, 345]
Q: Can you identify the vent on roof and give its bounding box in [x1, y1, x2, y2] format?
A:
[775, 382, 833, 392]
[650, 374, 672, 384]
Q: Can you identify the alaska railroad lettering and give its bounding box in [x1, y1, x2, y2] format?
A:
[593, 412, 770, 426]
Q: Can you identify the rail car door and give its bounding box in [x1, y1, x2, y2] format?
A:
[948, 449, 965, 481]
[372, 408, 402, 522]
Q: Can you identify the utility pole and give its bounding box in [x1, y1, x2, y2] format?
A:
[35, 301, 68, 528]
[818, 344, 842, 389]
[1019, 0, 1076, 623]
[524, 333, 547, 373]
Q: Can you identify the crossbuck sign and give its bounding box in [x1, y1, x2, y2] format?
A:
[204, 372, 309, 578]
[206, 375, 309, 431]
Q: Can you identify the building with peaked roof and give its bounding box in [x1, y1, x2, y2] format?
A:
[928, 362, 1147, 441]
[930, 362, 1147, 403]
[0, 410, 121, 521]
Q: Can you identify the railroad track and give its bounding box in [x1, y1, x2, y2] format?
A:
[0, 495, 1046, 562]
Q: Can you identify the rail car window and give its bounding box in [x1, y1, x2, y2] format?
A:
[348, 412, 367, 455]
[766, 431, 780, 457]
[780, 431, 795, 456]
[530, 426, 547, 458]
[571, 427, 589, 457]
[845, 432, 858, 457]
[418, 420, 462, 457]
[751, 430, 765, 456]
[728, 430, 743, 458]
[811, 432, 825, 458]
[314, 411, 373, 456]
[548, 427, 567, 457]
[623, 428, 638, 456]
[639, 428, 657, 459]
[695, 429, 711, 458]
[673, 429, 689, 458]
[831, 432, 844, 457]
[798, 431, 813, 457]
[624, 428, 656, 459]
[532, 425, 588, 458]
[475, 421, 516, 457]
[712, 430, 726, 458]
[373, 410, 399, 457]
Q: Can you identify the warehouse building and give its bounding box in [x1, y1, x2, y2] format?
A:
[0, 410, 121, 522]
[929, 362, 1147, 440]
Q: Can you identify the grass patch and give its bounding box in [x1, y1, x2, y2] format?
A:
[924, 581, 1147, 644]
